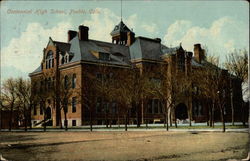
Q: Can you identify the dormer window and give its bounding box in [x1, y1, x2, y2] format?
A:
[61, 52, 71, 65]
[46, 50, 54, 69]
[65, 55, 68, 63]
[99, 52, 110, 61]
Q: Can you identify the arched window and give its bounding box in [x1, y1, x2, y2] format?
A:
[64, 75, 69, 89]
[72, 74, 76, 88]
[46, 50, 54, 69]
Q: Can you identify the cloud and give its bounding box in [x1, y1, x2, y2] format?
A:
[1, 8, 140, 80]
[163, 17, 249, 62]
[141, 23, 158, 33]
[1, 21, 73, 76]
[83, 8, 138, 42]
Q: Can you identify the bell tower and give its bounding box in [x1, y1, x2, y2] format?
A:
[110, 0, 135, 45]
[110, 21, 135, 46]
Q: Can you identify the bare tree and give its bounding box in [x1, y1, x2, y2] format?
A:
[112, 65, 151, 130]
[94, 64, 116, 128]
[56, 74, 73, 131]
[224, 49, 248, 126]
[195, 56, 228, 132]
[147, 63, 173, 131]
[32, 71, 54, 132]
[16, 78, 33, 131]
[114, 68, 135, 131]
[1, 78, 18, 131]
[82, 70, 96, 131]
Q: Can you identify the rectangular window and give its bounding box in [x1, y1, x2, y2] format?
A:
[72, 97, 76, 113]
[72, 120, 76, 126]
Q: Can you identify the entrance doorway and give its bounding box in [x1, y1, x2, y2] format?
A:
[175, 103, 188, 120]
[46, 107, 52, 119]
[45, 107, 52, 126]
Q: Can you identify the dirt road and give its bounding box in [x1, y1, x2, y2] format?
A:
[0, 131, 248, 161]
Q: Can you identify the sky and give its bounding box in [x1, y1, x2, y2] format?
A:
[0, 0, 249, 81]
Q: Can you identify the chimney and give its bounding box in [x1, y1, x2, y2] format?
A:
[78, 25, 89, 41]
[127, 31, 135, 46]
[194, 44, 204, 63]
[68, 30, 77, 42]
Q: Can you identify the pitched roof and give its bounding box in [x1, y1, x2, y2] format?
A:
[68, 36, 131, 66]
[130, 37, 166, 61]
[110, 20, 133, 36]
[54, 41, 70, 52]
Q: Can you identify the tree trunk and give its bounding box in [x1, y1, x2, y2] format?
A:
[209, 107, 212, 127]
[29, 105, 32, 129]
[189, 110, 192, 127]
[125, 114, 128, 131]
[163, 116, 166, 127]
[242, 103, 245, 126]
[90, 108, 93, 132]
[64, 111, 68, 131]
[169, 109, 172, 127]
[231, 93, 234, 126]
[59, 118, 63, 129]
[212, 102, 215, 128]
[219, 108, 226, 132]
[24, 114, 27, 132]
[9, 103, 14, 131]
[174, 108, 177, 128]
[166, 110, 169, 131]
[43, 113, 46, 132]
[206, 102, 209, 126]
[136, 104, 140, 128]
[57, 99, 63, 129]
[118, 113, 120, 128]
[24, 107, 27, 132]
[109, 118, 112, 128]
[105, 108, 108, 128]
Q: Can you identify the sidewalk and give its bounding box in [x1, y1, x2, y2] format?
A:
[0, 122, 248, 132]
